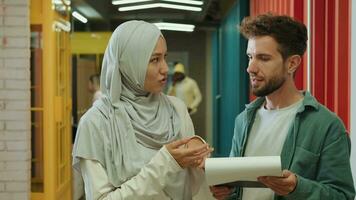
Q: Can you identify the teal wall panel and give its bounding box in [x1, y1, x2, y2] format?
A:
[212, 0, 249, 156]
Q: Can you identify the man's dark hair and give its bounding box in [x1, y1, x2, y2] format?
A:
[239, 14, 307, 60]
[89, 74, 100, 85]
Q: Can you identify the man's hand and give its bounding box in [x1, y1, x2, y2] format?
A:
[210, 186, 233, 200]
[258, 170, 297, 196]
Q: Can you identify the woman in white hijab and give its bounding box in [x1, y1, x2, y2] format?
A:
[72, 20, 213, 200]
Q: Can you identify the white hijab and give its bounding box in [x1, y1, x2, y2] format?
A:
[73, 21, 187, 197]
[100, 20, 181, 149]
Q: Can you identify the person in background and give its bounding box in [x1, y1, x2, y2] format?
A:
[210, 14, 355, 200]
[88, 74, 103, 103]
[168, 63, 202, 115]
[73, 20, 214, 200]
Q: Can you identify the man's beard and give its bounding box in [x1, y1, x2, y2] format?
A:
[251, 75, 286, 97]
[173, 73, 185, 84]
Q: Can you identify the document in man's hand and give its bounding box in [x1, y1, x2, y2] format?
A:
[205, 156, 282, 188]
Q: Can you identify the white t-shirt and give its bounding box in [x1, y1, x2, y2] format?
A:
[174, 81, 186, 103]
[242, 99, 303, 200]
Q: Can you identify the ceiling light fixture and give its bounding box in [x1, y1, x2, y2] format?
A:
[112, 0, 153, 5]
[53, 0, 71, 5]
[76, 5, 102, 19]
[118, 3, 202, 11]
[154, 22, 195, 32]
[72, 11, 88, 23]
[112, 0, 203, 6]
[53, 19, 71, 32]
[162, 0, 203, 6]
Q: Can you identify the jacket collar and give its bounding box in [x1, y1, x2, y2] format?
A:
[245, 91, 319, 113]
[244, 91, 320, 170]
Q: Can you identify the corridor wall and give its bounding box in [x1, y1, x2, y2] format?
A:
[309, 0, 350, 130]
[0, 0, 31, 199]
[350, 0, 356, 191]
[212, 0, 249, 156]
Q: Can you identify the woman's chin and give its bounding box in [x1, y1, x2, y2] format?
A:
[151, 89, 163, 94]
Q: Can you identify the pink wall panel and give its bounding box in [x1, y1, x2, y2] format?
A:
[311, 0, 326, 104]
[335, 0, 350, 130]
[311, 0, 350, 130]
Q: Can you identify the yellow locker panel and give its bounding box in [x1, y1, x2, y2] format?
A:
[30, 0, 72, 199]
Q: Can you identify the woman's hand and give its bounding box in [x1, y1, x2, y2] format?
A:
[165, 137, 213, 168]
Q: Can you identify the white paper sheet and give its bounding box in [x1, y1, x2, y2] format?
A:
[205, 156, 282, 186]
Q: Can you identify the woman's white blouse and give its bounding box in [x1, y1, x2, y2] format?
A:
[79, 96, 214, 200]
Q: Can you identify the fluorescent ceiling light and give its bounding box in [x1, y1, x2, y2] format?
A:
[72, 11, 88, 23]
[112, 0, 153, 5]
[154, 22, 195, 32]
[119, 3, 202, 11]
[162, 0, 203, 6]
[53, 20, 71, 32]
[112, 0, 203, 6]
[53, 0, 71, 5]
[77, 4, 102, 18]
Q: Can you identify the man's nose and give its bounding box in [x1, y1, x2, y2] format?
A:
[247, 59, 258, 74]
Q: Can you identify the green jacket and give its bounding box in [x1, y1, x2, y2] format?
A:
[229, 91, 355, 200]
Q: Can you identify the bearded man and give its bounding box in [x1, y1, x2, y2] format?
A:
[210, 14, 355, 200]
